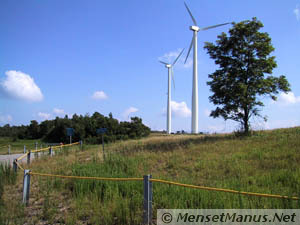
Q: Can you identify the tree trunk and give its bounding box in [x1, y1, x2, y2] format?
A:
[243, 116, 249, 134]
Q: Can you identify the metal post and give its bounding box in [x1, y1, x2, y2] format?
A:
[27, 150, 31, 165]
[24, 145, 26, 154]
[22, 169, 31, 206]
[8, 144, 11, 155]
[13, 159, 17, 173]
[49, 146, 52, 156]
[35, 142, 38, 158]
[143, 174, 153, 225]
[102, 134, 105, 160]
[80, 140, 83, 151]
[70, 136, 72, 144]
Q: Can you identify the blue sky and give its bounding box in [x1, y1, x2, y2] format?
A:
[0, 0, 300, 133]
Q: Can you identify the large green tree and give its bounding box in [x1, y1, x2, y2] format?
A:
[204, 18, 290, 134]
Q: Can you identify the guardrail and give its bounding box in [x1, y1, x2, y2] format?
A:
[11, 141, 300, 225]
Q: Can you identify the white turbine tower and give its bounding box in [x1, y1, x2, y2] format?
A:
[159, 48, 184, 134]
[184, 2, 231, 134]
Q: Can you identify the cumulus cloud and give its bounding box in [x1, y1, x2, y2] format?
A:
[122, 107, 138, 120]
[0, 70, 43, 102]
[171, 101, 191, 117]
[162, 101, 191, 117]
[91, 91, 108, 100]
[0, 114, 12, 124]
[53, 108, 65, 115]
[158, 49, 191, 68]
[38, 112, 51, 120]
[275, 92, 300, 105]
[294, 5, 300, 21]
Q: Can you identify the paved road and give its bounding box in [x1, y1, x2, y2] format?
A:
[0, 152, 41, 165]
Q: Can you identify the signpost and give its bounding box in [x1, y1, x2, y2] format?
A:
[66, 128, 74, 144]
[97, 128, 107, 160]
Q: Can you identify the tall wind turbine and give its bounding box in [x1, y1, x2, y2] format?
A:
[159, 48, 184, 134]
[184, 2, 231, 134]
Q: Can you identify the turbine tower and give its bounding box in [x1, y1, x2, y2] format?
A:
[159, 48, 184, 134]
[184, 2, 231, 134]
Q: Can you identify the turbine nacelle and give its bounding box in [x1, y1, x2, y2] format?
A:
[190, 26, 200, 32]
[165, 64, 171, 68]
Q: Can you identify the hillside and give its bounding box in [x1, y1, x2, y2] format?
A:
[1, 127, 300, 224]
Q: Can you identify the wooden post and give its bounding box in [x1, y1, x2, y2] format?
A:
[13, 159, 18, 173]
[27, 150, 31, 165]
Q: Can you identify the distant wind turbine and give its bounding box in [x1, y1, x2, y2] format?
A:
[159, 48, 185, 134]
[184, 2, 231, 134]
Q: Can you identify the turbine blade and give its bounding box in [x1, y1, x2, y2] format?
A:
[184, 36, 194, 64]
[172, 48, 185, 66]
[159, 60, 168, 65]
[171, 68, 175, 89]
[184, 2, 197, 26]
[200, 22, 231, 31]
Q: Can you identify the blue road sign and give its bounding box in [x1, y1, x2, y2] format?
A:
[66, 128, 74, 136]
[97, 128, 107, 134]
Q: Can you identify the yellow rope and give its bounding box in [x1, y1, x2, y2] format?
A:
[16, 142, 79, 160]
[15, 161, 24, 171]
[29, 172, 143, 181]
[12, 141, 299, 201]
[150, 178, 299, 201]
[17, 153, 28, 161]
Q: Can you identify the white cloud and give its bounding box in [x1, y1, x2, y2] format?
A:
[204, 109, 211, 117]
[276, 92, 300, 105]
[38, 112, 51, 120]
[122, 107, 138, 120]
[0, 70, 43, 102]
[294, 5, 300, 21]
[158, 48, 191, 69]
[53, 108, 65, 115]
[91, 91, 108, 100]
[0, 114, 12, 124]
[162, 101, 191, 118]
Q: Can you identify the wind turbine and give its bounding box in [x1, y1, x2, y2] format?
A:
[184, 2, 231, 134]
[159, 48, 184, 134]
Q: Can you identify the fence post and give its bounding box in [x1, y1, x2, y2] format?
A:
[102, 134, 105, 160]
[143, 174, 153, 225]
[34, 142, 37, 158]
[8, 144, 11, 155]
[49, 146, 52, 156]
[24, 145, 26, 154]
[13, 159, 18, 173]
[80, 140, 83, 151]
[27, 150, 31, 165]
[22, 169, 31, 206]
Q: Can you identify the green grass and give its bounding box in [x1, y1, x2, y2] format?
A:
[1, 127, 300, 224]
[0, 163, 17, 224]
[0, 137, 43, 154]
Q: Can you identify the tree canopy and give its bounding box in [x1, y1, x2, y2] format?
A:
[0, 112, 151, 143]
[204, 17, 290, 133]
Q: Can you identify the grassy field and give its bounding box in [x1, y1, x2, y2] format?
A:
[0, 137, 44, 154]
[1, 127, 300, 224]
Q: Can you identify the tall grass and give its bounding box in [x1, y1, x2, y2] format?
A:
[3, 127, 300, 224]
[0, 163, 17, 224]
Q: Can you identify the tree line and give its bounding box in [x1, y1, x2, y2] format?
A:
[0, 112, 151, 143]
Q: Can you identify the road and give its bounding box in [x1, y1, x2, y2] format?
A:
[0, 152, 41, 165]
